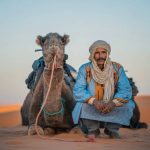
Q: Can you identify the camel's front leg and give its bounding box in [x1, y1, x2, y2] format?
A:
[28, 77, 44, 135]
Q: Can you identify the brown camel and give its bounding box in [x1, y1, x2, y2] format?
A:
[24, 33, 75, 135]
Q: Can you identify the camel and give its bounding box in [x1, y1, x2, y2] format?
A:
[23, 33, 75, 135]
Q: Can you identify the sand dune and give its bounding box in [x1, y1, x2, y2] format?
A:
[0, 95, 150, 150]
[0, 104, 21, 127]
[0, 110, 21, 128]
[0, 104, 21, 113]
[135, 95, 150, 124]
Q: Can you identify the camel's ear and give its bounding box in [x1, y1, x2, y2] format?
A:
[62, 34, 70, 45]
[35, 35, 46, 47]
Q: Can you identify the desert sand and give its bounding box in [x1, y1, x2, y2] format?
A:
[0, 96, 150, 150]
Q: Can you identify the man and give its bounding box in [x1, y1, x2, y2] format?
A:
[72, 40, 135, 141]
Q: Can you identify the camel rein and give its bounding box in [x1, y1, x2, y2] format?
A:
[34, 52, 87, 142]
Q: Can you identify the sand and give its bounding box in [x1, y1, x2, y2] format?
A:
[0, 96, 150, 150]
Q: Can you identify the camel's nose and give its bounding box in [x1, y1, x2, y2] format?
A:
[52, 48, 57, 55]
[50, 44, 59, 56]
[49, 38, 59, 55]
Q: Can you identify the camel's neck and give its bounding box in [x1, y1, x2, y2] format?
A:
[43, 68, 64, 112]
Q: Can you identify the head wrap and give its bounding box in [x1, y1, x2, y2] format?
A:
[89, 40, 115, 103]
[89, 40, 111, 53]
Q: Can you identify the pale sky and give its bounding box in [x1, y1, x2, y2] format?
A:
[0, 0, 150, 105]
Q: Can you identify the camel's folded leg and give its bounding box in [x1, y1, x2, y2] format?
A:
[28, 78, 44, 126]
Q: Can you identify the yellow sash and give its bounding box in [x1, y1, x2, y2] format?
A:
[86, 64, 120, 101]
[95, 82, 104, 100]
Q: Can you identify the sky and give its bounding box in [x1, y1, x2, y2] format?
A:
[0, 0, 150, 105]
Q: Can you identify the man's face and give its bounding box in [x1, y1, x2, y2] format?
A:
[94, 47, 108, 66]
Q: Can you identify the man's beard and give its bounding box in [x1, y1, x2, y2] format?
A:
[95, 57, 106, 70]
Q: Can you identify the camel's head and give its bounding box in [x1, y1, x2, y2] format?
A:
[36, 32, 69, 69]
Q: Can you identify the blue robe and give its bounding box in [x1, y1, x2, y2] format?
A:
[72, 62, 135, 125]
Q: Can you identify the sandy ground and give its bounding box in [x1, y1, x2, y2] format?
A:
[0, 96, 150, 150]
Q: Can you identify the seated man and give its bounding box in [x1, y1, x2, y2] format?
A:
[72, 40, 135, 141]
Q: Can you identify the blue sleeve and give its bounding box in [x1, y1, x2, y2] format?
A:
[73, 64, 93, 103]
[114, 66, 132, 101]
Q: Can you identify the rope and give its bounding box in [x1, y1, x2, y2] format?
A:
[42, 98, 64, 116]
[35, 53, 56, 137]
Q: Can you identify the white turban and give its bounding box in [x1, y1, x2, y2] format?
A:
[89, 40, 111, 54]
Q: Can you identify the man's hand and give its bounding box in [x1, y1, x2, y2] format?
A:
[93, 100, 107, 112]
[101, 101, 116, 114]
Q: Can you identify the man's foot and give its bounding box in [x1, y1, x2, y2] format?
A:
[104, 128, 121, 139]
[86, 129, 100, 142]
[87, 134, 96, 142]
